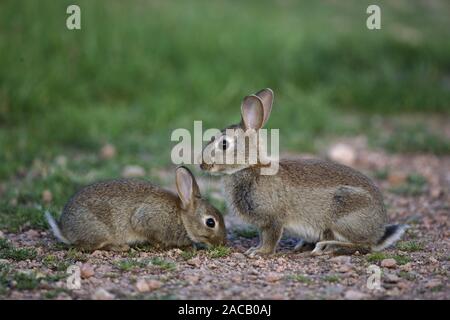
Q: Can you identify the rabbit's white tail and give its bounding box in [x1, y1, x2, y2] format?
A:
[45, 211, 70, 244]
[372, 224, 408, 252]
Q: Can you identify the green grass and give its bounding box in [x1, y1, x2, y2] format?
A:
[13, 272, 41, 290]
[382, 125, 450, 155]
[207, 246, 231, 258]
[289, 274, 313, 284]
[65, 248, 88, 263]
[1, 1, 450, 231]
[0, 239, 37, 261]
[323, 275, 340, 283]
[115, 258, 147, 271]
[150, 258, 176, 271]
[180, 250, 197, 261]
[392, 254, 411, 265]
[396, 241, 424, 252]
[366, 252, 411, 265]
[366, 252, 389, 263]
[389, 173, 427, 196]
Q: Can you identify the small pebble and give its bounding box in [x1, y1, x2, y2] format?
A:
[266, 272, 282, 282]
[100, 144, 116, 160]
[381, 258, 397, 268]
[42, 190, 53, 204]
[187, 257, 201, 267]
[80, 263, 95, 279]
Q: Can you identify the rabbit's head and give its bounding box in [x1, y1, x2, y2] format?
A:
[175, 166, 227, 246]
[200, 88, 274, 175]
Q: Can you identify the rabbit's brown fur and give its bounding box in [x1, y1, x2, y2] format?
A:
[46, 167, 226, 251]
[201, 89, 406, 256]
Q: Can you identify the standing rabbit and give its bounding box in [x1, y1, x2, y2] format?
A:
[200, 88, 406, 256]
[45, 166, 226, 251]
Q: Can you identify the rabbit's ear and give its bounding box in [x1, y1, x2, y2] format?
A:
[255, 88, 273, 126]
[241, 95, 265, 130]
[176, 166, 201, 209]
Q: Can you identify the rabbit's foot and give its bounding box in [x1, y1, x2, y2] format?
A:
[245, 246, 274, 257]
[311, 241, 332, 256]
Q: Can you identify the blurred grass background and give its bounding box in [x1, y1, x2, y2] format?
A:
[0, 0, 449, 230]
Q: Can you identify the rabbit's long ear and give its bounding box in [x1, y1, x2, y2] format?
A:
[176, 166, 201, 209]
[255, 88, 273, 126]
[241, 95, 265, 130]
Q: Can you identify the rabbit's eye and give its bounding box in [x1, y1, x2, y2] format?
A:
[205, 218, 216, 228]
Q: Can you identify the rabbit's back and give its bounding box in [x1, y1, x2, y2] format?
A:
[223, 158, 386, 227]
[60, 179, 182, 247]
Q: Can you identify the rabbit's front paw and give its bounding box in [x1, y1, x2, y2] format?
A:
[245, 246, 274, 257]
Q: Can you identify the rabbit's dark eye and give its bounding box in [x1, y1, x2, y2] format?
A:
[221, 139, 228, 150]
[205, 218, 216, 228]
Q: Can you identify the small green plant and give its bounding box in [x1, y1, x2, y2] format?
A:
[366, 252, 388, 263]
[233, 227, 259, 239]
[392, 255, 411, 265]
[13, 272, 40, 290]
[0, 239, 37, 261]
[115, 258, 147, 271]
[180, 250, 197, 260]
[290, 274, 313, 284]
[396, 241, 424, 252]
[323, 275, 340, 283]
[150, 258, 176, 271]
[207, 246, 231, 258]
[43, 254, 70, 271]
[65, 248, 88, 262]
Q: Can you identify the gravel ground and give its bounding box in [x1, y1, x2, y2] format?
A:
[1, 143, 449, 300]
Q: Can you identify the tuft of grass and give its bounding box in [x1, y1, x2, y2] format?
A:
[289, 274, 313, 284]
[392, 255, 411, 265]
[389, 174, 427, 196]
[366, 252, 388, 263]
[42, 254, 70, 271]
[180, 250, 197, 260]
[233, 227, 259, 239]
[115, 258, 147, 271]
[0, 239, 37, 261]
[65, 248, 88, 263]
[396, 241, 424, 252]
[13, 272, 40, 290]
[323, 275, 340, 283]
[207, 246, 231, 258]
[150, 258, 176, 271]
